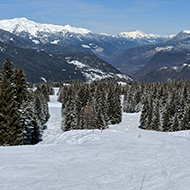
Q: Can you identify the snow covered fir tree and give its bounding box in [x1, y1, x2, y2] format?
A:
[59, 78, 190, 132]
[0, 58, 51, 146]
[122, 80, 190, 131]
[58, 79, 122, 131]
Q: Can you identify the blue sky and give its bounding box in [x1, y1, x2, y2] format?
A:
[0, 0, 189, 35]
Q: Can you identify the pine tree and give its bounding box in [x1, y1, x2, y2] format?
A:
[34, 92, 49, 125]
[147, 96, 153, 130]
[19, 92, 41, 144]
[83, 104, 96, 129]
[172, 113, 180, 131]
[94, 83, 108, 126]
[0, 73, 21, 146]
[162, 104, 171, 132]
[107, 86, 122, 124]
[63, 98, 77, 131]
[140, 98, 150, 130]
[14, 66, 28, 106]
[181, 106, 190, 130]
[0, 58, 14, 81]
[0, 58, 49, 145]
[96, 106, 107, 129]
[152, 105, 161, 131]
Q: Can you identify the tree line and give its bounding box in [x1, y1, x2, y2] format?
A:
[0, 58, 52, 146]
[1, 56, 189, 146]
[122, 79, 190, 131]
[59, 77, 190, 132]
[58, 78, 122, 131]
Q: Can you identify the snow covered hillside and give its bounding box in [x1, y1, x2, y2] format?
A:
[0, 17, 173, 64]
[1, 88, 190, 190]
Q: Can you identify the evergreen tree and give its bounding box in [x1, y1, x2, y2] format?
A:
[140, 98, 150, 130]
[0, 73, 21, 146]
[94, 83, 108, 126]
[0, 58, 14, 81]
[0, 58, 49, 145]
[83, 104, 96, 129]
[147, 96, 153, 130]
[14, 66, 28, 106]
[96, 106, 107, 129]
[162, 104, 171, 132]
[63, 98, 77, 131]
[19, 92, 41, 144]
[152, 105, 161, 131]
[107, 86, 122, 124]
[181, 106, 190, 130]
[172, 113, 180, 131]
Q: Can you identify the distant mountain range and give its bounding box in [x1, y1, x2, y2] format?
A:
[0, 39, 132, 83]
[0, 24, 131, 83]
[2, 17, 190, 83]
[113, 30, 190, 82]
[0, 17, 172, 63]
[139, 63, 190, 82]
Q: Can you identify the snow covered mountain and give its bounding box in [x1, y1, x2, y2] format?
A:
[0, 40, 131, 82]
[115, 30, 174, 45]
[113, 30, 190, 81]
[0, 17, 91, 43]
[0, 17, 172, 63]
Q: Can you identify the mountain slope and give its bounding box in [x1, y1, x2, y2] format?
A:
[114, 30, 190, 79]
[0, 41, 131, 83]
[0, 18, 121, 63]
[113, 44, 157, 75]
[139, 63, 190, 82]
[1, 89, 190, 190]
[0, 28, 36, 48]
[115, 30, 173, 45]
[134, 50, 190, 78]
[0, 17, 172, 63]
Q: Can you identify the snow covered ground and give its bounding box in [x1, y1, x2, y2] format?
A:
[1, 88, 190, 190]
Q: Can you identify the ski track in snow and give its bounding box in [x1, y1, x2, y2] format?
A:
[1, 88, 190, 189]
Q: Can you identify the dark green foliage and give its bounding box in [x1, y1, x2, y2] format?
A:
[124, 79, 190, 132]
[14, 66, 28, 105]
[162, 104, 170, 132]
[0, 58, 14, 81]
[140, 99, 150, 130]
[59, 78, 123, 131]
[0, 58, 49, 146]
[0, 73, 21, 145]
[107, 86, 122, 124]
[152, 102, 161, 131]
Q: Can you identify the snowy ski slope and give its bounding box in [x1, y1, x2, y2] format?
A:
[0, 88, 190, 190]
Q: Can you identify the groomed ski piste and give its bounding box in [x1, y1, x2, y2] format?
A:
[1, 88, 190, 190]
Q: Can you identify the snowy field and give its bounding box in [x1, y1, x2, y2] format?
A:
[1, 88, 190, 190]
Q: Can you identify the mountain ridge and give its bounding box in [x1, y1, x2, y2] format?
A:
[0, 17, 172, 40]
[114, 30, 190, 81]
[0, 39, 131, 83]
[0, 17, 173, 63]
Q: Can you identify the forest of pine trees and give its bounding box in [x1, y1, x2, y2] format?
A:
[58, 79, 122, 131]
[0, 58, 51, 146]
[59, 78, 190, 132]
[1, 57, 189, 146]
[122, 80, 190, 132]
